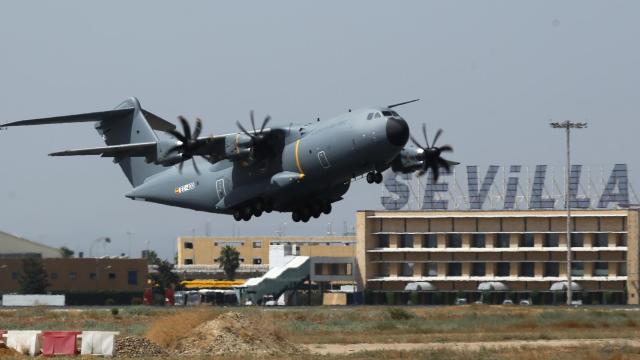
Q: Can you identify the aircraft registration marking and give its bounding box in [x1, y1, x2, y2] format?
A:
[175, 182, 196, 194]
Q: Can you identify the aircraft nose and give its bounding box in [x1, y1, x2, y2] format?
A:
[386, 117, 409, 146]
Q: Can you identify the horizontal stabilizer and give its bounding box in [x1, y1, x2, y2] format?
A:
[49, 142, 157, 157]
[1, 109, 133, 128]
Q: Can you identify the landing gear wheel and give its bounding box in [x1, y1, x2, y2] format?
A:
[374, 172, 383, 184]
[366, 172, 375, 184]
[254, 199, 264, 214]
[242, 207, 252, 221]
[311, 203, 322, 218]
[292, 212, 301, 222]
[322, 203, 332, 215]
[301, 214, 310, 223]
[233, 210, 242, 221]
[254, 209, 263, 217]
[264, 199, 273, 213]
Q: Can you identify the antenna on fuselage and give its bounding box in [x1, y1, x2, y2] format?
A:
[388, 98, 420, 108]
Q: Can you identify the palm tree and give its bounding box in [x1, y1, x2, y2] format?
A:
[217, 245, 240, 280]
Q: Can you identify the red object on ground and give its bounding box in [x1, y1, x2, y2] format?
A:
[143, 288, 153, 305]
[41, 331, 81, 356]
[165, 288, 175, 305]
[0, 330, 6, 344]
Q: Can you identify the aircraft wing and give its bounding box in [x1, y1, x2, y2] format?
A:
[49, 142, 157, 157]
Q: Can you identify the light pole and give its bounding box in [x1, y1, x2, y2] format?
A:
[550, 120, 587, 305]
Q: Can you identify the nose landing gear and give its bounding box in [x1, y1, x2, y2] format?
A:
[366, 171, 383, 184]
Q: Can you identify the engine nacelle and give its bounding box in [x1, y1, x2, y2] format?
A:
[224, 134, 255, 161]
[153, 139, 184, 166]
[390, 147, 424, 173]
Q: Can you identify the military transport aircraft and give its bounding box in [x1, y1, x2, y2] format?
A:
[0, 98, 456, 222]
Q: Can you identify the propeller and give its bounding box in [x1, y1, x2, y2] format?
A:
[236, 111, 273, 157]
[410, 124, 454, 182]
[165, 116, 205, 174]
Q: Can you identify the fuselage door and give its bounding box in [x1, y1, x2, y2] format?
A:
[216, 178, 226, 200]
[318, 151, 330, 169]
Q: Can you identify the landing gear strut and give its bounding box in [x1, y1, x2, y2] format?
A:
[366, 171, 383, 184]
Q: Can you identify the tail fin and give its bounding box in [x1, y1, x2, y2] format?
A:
[98, 98, 172, 186]
[1, 97, 177, 187]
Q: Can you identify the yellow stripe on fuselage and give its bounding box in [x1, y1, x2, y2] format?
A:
[295, 139, 305, 179]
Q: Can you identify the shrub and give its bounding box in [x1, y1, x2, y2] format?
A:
[111, 308, 119, 316]
[387, 307, 414, 321]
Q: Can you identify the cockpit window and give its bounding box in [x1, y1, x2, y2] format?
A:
[381, 110, 400, 117]
[374, 112, 382, 118]
[367, 113, 373, 120]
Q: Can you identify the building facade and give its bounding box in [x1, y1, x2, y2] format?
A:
[356, 209, 639, 305]
[177, 235, 356, 267]
[0, 258, 148, 293]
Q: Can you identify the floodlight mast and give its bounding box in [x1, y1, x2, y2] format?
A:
[549, 120, 588, 305]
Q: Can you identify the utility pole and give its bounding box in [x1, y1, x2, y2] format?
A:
[550, 120, 587, 305]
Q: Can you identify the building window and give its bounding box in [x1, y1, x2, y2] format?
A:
[127, 271, 138, 285]
[619, 263, 627, 276]
[570, 233, 584, 247]
[544, 262, 559, 277]
[471, 234, 485, 248]
[593, 233, 608, 247]
[240, 258, 245, 263]
[571, 262, 584, 276]
[471, 263, 486, 276]
[447, 234, 462, 248]
[184, 259, 194, 265]
[519, 262, 534, 277]
[593, 262, 608, 277]
[252, 241, 262, 248]
[544, 233, 559, 247]
[495, 234, 510, 248]
[378, 263, 390, 277]
[184, 242, 193, 249]
[400, 234, 414, 248]
[253, 258, 262, 265]
[378, 234, 389, 248]
[400, 262, 414, 276]
[11, 272, 18, 280]
[496, 262, 510, 276]
[519, 234, 534, 247]
[423, 234, 437, 248]
[50, 272, 58, 280]
[447, 262, 462, 276]
[108, 273, 116, 280]
[617, 234, 628, 247]
[69, 272, 77, 280]
[423, 263, 438, 277]
[89, 273, 96, 280]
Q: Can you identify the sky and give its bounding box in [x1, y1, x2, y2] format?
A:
[0, 1, 638, 260]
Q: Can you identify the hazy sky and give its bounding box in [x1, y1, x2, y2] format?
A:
[0, 1, 638, 260]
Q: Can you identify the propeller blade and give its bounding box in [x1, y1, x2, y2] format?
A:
[260, 115, 271, 133]
[439, 144, 453, 153]
[179, 116, 192, 140]
[422, 123, 430, 148]
[250, 110, 257, 134]
[409, 135, 425, 149]
[236, 121, 254, 139]
[178, 159, 184, 173]
[193, 118, 202, 139]
[167, 129, 187, 143]
[431, 164, 440, 183]
[192, 157, 200, 175]
[432, 129, 443, 147]
[438, 157, 451, 173]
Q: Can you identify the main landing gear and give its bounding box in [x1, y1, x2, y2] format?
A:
[366, 171, 383, 184]
[232, 199, 273, 221]
[291, 201, 332, 223]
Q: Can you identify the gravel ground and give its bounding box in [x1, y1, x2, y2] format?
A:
[114, 336, 168, 358]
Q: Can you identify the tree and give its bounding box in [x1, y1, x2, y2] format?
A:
[217, 245, 240, 280]
[60, 246, 74, 258]
[148, 260, 180, 289]
[18, 258, 51, 294]
[143, 250, 161, 266]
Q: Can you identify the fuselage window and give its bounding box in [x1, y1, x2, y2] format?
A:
[367, 113, 374, 120]
[374, 112, 382, 118]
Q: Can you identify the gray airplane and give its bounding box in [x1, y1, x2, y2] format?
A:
[0, 98, 456, 222]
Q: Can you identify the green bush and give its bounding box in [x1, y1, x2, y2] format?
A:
[386, 307, 414, 320]
[110, 308, 119, 316]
